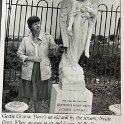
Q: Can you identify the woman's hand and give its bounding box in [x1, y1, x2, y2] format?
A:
[67, 26, 72, 36]
[26, 56, 42, 62]
[33, 57, 42, 62]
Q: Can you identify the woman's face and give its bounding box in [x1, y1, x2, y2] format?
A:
[31, 21, 41, 32]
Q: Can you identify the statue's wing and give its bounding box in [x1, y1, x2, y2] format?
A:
[85, 0, 99, 58]
[59, 0, 73, 47]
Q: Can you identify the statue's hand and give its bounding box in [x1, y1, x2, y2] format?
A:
[67, 26, 72, 36]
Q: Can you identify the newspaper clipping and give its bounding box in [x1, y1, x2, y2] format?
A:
[0, 0, 122, 124]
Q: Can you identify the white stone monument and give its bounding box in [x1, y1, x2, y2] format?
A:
[50, 84, 93, 114]
[50, 0, 98, 114]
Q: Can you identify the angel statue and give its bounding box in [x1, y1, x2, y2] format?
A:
[59, 0, 99, 90]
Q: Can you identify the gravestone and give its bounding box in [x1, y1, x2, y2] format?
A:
[50, 84, 93, 114]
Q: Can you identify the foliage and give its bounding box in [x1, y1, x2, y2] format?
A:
[109, 34, 116, 41]
[4, 41, 21, 70]
[79, 53, 120, 80]
[91, 34, 107, 44]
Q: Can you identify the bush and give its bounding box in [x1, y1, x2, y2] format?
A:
[4, 43, 21, 70]
[79, 53, 120, 80]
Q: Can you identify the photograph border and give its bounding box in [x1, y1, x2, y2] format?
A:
[0, 0, 123, 123]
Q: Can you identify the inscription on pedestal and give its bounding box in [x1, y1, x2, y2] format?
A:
[57, 99, 91, 113]
[50, 84, 93, 114]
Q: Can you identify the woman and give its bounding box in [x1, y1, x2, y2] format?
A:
[17, 16, 63, 113]
[59, 0, 98, 90]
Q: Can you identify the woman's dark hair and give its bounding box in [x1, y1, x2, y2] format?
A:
[27, 16, 40, 31]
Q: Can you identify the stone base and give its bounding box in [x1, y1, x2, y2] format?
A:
[59, 65, 85, 91]
[59, 81, 85, 91]
[50, 84, 93, 114]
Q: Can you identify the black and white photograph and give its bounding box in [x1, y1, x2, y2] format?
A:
[1, 0, 121, 116]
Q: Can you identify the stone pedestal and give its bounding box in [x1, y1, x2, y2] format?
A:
[50, 84, 93, 114]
